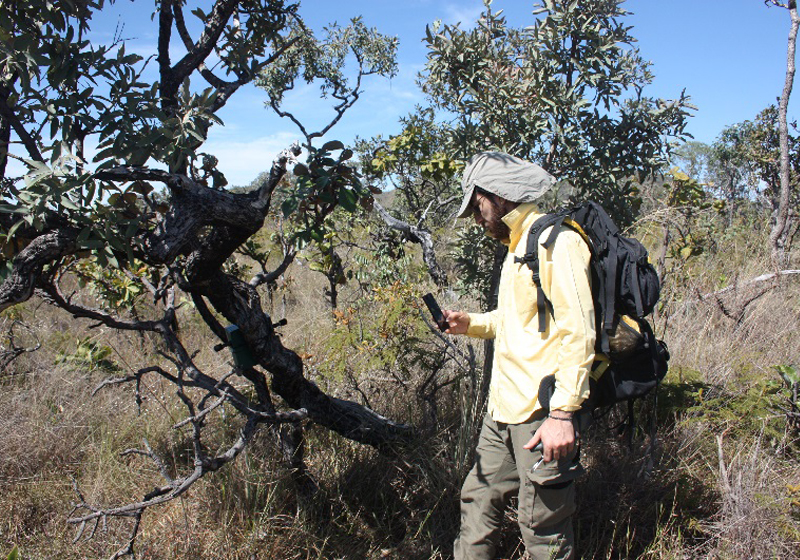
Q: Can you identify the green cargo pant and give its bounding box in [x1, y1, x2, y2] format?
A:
[454, 412, 584, 560]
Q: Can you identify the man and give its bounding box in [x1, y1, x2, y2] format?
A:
[444, 152, 595, 560]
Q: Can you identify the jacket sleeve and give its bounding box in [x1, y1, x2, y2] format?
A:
[466, 309, 498, 339]
[541, 230, 595, 412]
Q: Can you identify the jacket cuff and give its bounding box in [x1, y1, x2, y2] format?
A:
[466, 313, 495, 339]
[548, 386, 586, 413]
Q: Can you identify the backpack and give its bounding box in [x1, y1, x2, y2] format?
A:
[515, 200, 669, 415]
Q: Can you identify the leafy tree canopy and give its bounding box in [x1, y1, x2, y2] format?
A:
[420, 0, 695, 225]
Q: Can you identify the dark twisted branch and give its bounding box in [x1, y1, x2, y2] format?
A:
[193, 268, 413, 450]
[37, 280, 163, 333]
[0, 227, 79, 313]
[0, 82, 44, 162]
[171, 1, 302, 113]
[167, 0, 240, 100]
[249, 247, 297, 288]
[83, 150, 411, 451]
[93, 165, 272, 264]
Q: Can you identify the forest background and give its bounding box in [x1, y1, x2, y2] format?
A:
[1, 1, 799, 559]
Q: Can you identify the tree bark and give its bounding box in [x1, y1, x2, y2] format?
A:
[0, 228, 78, 313]
[771, 0, 799, 268]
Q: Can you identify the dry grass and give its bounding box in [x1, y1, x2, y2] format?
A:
[1, 215, 799, 559]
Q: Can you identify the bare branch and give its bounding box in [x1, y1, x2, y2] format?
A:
[93, 166, 200, 192]
[168, 0, 240, 95]
[174, 395, 227, 429]
[766, 0, 791, 9]
[249, 248, 297, 288]
[37, 280, 162, 333]
[92, 365, 181, 397]
[700, 269, 800, 299]
[191, 293, 228, 342]
[374, 200, 448, 287]
[121, 439, 174, 484]
[769, 0, 799, 266]
[0, 319, 41, 373]
[66, 410, 300, 544]
[254, 143, 301, 211]
[271, 49, 371, 148]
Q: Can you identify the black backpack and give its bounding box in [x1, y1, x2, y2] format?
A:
[515, 201, 669, 414]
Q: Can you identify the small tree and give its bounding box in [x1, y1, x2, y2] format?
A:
[709, 107, 799, 251]
[360, 109, 463, 288]
[421, 0, 694, 227]
[0, 0, 408, 553]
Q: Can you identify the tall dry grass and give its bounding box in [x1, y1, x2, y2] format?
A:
[1, 211, 799, 559]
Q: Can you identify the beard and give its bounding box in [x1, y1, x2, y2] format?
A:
[482, 196, 513, 242]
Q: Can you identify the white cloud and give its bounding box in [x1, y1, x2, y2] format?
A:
[203, 130, 302, 188]
[442, 2, 485, 28]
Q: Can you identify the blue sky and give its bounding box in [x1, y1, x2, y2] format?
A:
[206, 0, 797, 186]
[22, 0, 798, 187]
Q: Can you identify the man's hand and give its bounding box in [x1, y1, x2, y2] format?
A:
[523, 413, 575, 463]
[442, 310, 470, 335]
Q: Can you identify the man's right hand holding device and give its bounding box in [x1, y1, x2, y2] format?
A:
[441, 309, 470, 335]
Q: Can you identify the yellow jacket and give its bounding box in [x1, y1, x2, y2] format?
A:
[466, 203, 595, 423]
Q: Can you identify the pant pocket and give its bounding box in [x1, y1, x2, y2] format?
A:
[522, 452, 583, 530]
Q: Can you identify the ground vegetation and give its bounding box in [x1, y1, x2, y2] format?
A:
[1, 1, 799, 559]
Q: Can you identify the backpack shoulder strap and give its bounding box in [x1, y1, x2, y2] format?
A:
[515, 212, 568, 332]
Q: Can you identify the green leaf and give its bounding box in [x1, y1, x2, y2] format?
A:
[60, 196, 80, 211]
[6, 219, 25, 241]
[105, 248, 119, 269]
[281, 198, 297, 218]
[77, 227, 92, 245]
[321, 140, 345, 152]
[122, 216, 139, 236]
[338, 186, 357, 212]
[774, 365, 799, 386]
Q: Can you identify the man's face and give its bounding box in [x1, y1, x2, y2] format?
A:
[469, 190, 511, 241]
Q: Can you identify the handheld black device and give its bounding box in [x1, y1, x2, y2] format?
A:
[422, 293, 448, 332]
